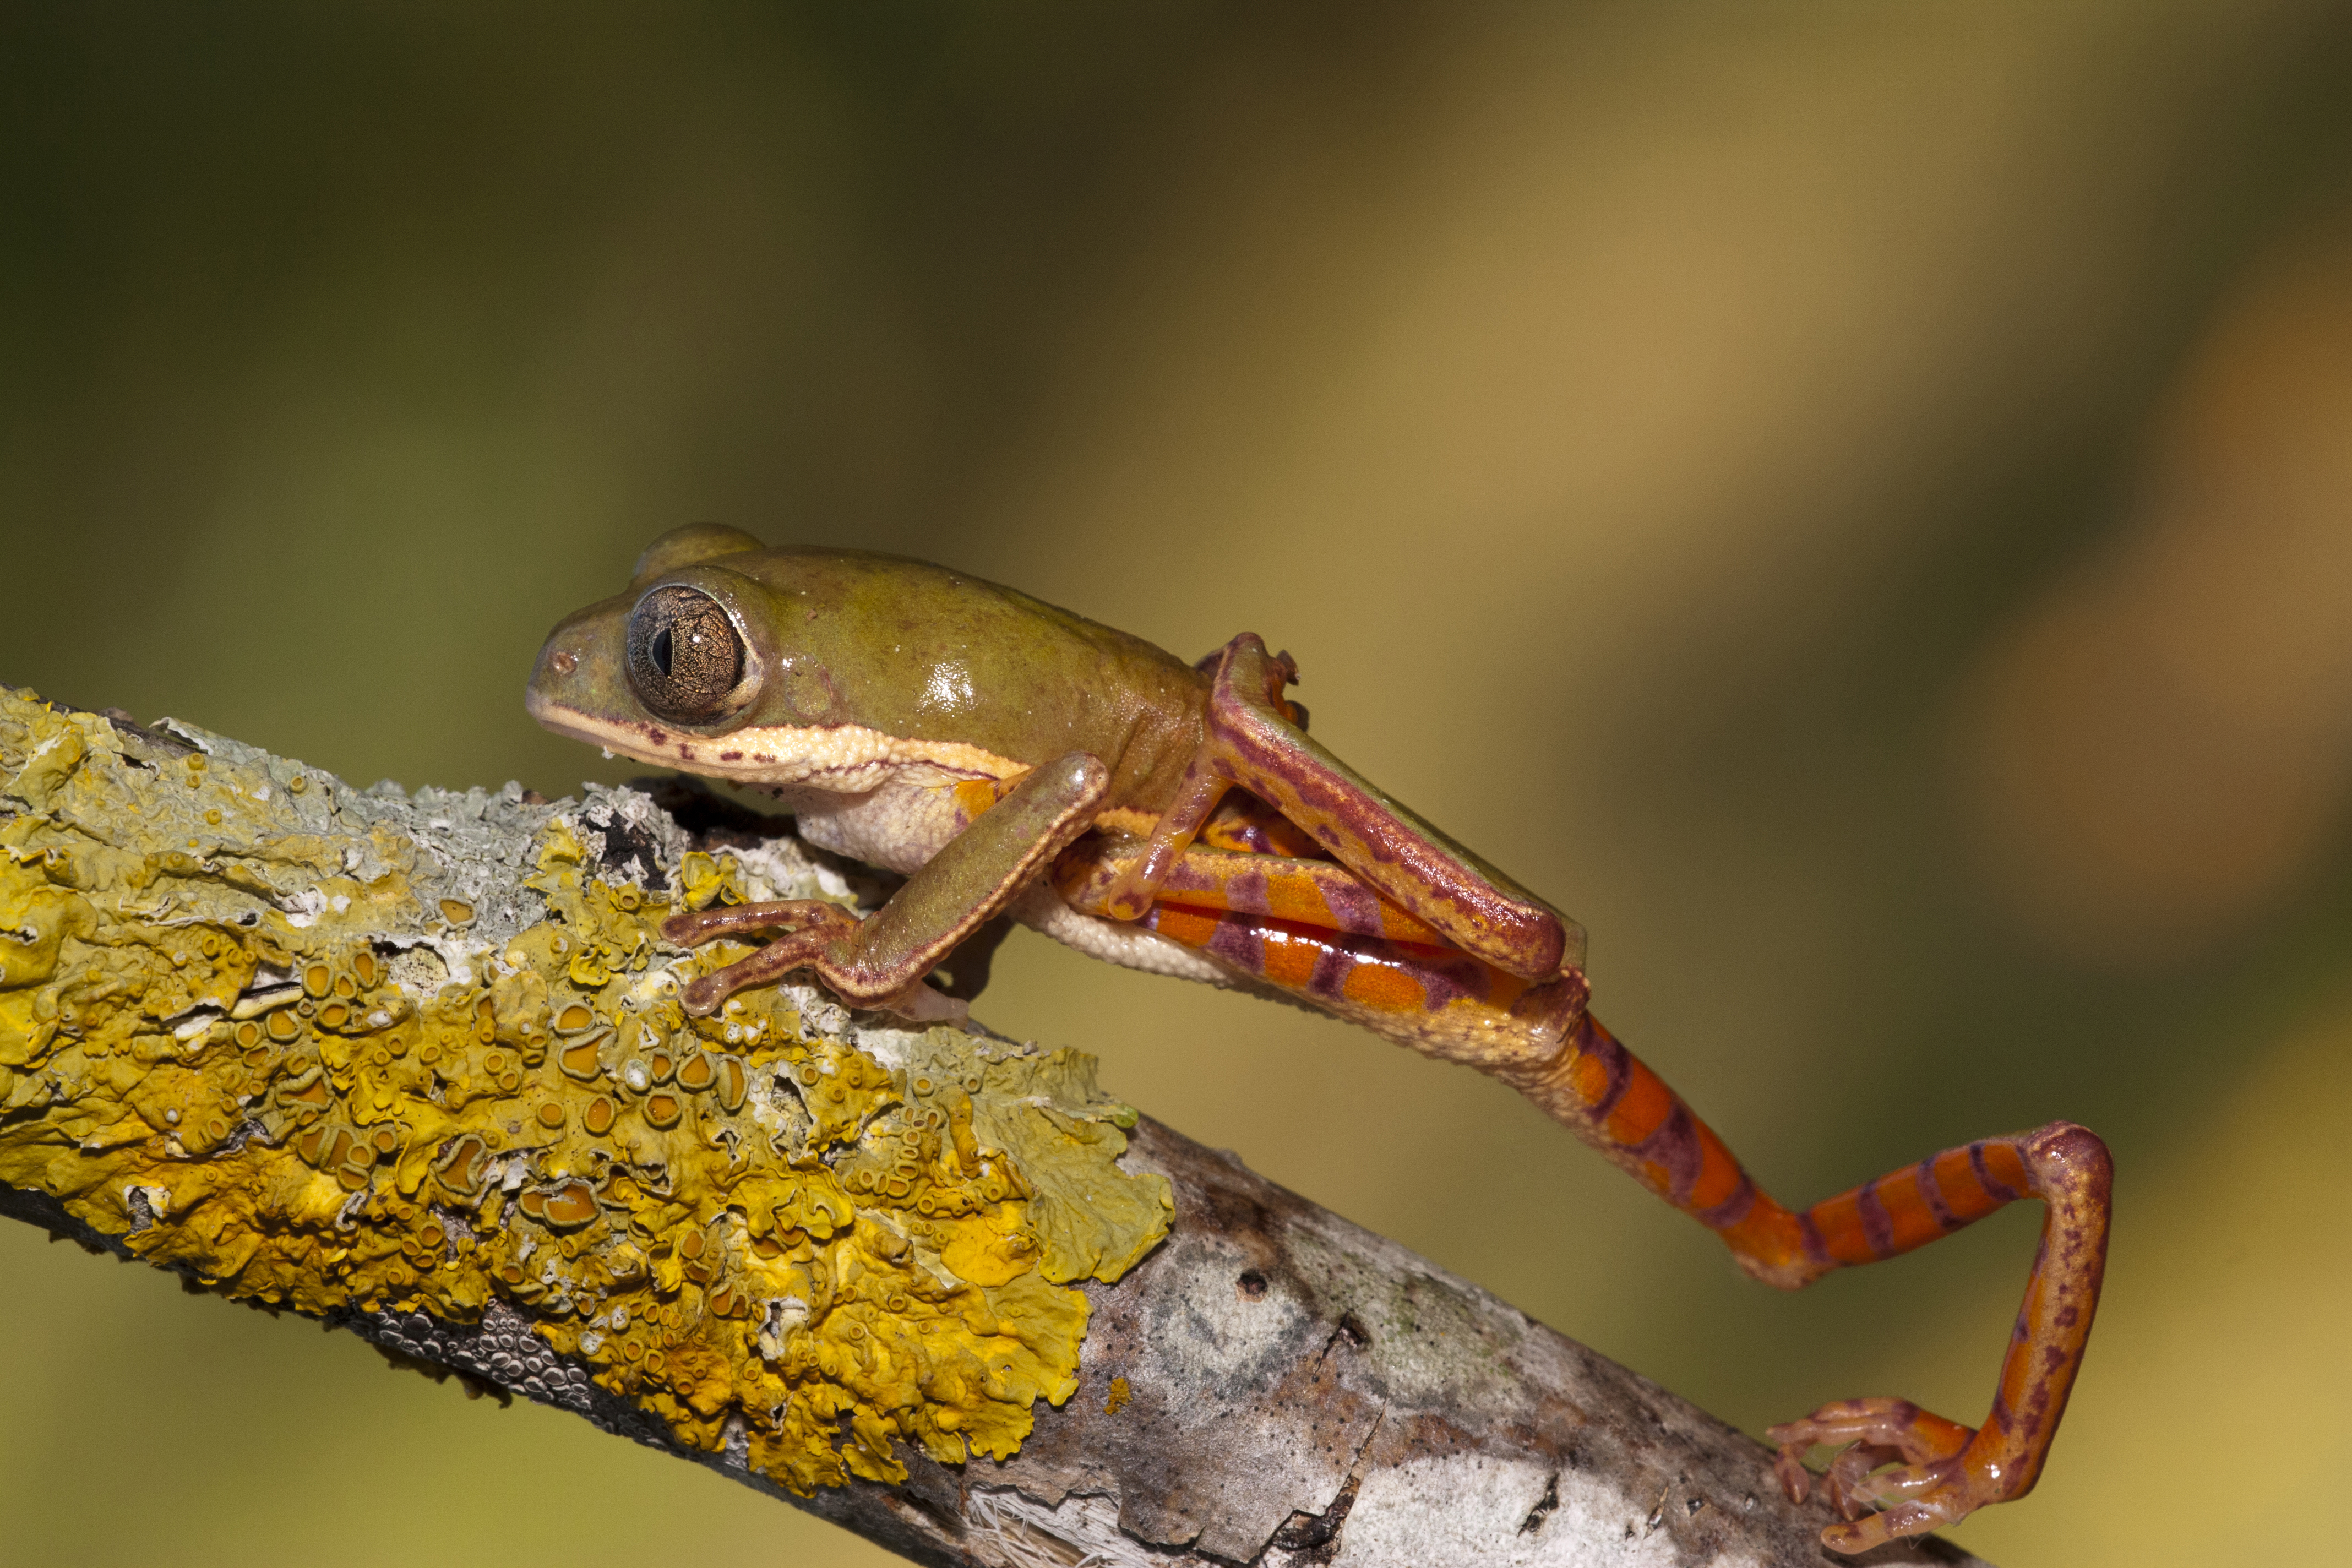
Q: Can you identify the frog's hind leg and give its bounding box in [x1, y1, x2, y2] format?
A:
[1195, 790, 1331, 858]
[1501, 1017, 2113, 1553]
[1063, 841, 1450, 946]
[1070, 843, 1591, 1077]
[1107, 857, 2111, 1553]
[1105, 639, 1580, 982]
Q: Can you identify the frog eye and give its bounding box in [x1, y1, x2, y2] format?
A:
[626, 586, 746, 722]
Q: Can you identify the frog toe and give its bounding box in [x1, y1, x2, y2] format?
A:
[1768, 1397, 1984, 1553]
[661, 899, 847, 948]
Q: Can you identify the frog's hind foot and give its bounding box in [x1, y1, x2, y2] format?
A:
[661, 900, 862, 1016]
[1768, 1398, 1981, 1553]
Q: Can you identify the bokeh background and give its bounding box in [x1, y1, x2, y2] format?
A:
[6, 5, 2352, 1564]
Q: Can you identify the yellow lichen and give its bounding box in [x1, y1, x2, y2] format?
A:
[0, 688, 1170, 1490]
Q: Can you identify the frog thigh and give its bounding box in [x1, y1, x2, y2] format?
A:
[1198, 634, 1572, 980]
[1009, 883, 1331, 1027]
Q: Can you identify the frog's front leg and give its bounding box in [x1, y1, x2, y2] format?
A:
[662, 752, 1109, 1017]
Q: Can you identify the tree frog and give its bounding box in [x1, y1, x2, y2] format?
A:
[527, 523, 2111, 1554]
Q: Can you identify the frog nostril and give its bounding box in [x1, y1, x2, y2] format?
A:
[548, 650, 577, 676]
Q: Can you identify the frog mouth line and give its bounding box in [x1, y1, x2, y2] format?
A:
[522, 692, 669, 767]
[522, 690, 736, 777]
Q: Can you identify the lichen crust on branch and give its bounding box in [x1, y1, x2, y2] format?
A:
[0, 685, 1170, 1493]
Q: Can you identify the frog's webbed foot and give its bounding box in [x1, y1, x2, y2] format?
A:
[662, 900, 863, 1016]
[662, 753, 1112, 1022]
[1768, 1398, 1983, 1553]
[662, 900, 970, 1025]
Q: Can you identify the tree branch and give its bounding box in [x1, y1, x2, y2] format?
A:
[0, 687, 1985, 1566]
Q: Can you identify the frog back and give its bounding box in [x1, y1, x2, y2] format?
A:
[744, 547, 1205, 799]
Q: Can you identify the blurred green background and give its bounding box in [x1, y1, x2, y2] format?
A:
[6, 4, 2352, 1564]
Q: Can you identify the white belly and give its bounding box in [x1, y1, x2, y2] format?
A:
[777, 769, 965, 875]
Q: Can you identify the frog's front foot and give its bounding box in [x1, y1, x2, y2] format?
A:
[661, 901, 969, 1026]
[662, 900, 864, 1016]
[1768, 1397, 1989, 1553]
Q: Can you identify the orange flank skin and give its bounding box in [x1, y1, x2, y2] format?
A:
[952, 776, 1015, 826]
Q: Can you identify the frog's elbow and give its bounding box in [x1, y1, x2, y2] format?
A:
[1043, 752, 1110, 797]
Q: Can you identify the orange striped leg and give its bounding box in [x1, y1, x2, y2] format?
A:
[1500, 1016, 2112, 1554]
[1104, 885, 2110, 1552]
[1059, 839, 1457, 947]
[1110, 895, 1587, 1072]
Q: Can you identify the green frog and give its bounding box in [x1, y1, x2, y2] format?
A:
[528, 523, 2112, 1554]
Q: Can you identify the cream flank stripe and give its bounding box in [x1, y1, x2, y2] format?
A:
[532, 700, 1033, 790]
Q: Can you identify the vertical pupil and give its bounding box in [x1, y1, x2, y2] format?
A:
[652, 627, 674, 676]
